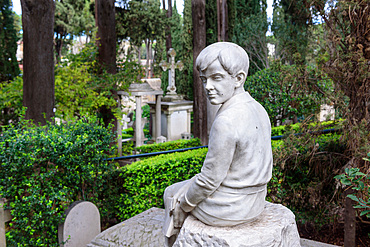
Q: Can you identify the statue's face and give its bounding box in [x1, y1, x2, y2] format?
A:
[199, 59, 237, 105]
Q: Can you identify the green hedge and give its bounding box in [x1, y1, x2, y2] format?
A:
[0, 117, 115, 246]
[270, 119, 343, 137]
[102, 148, 207, 221]
[135, 138, 202, 154]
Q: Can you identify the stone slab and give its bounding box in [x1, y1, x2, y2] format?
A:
[173, 202, 301, 247]
[88, 208, 165, 247]
[88, 207, 340, 247]
[58, 201, 100, 247]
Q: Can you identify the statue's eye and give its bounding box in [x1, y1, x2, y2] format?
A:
[212, 75, 222, 80]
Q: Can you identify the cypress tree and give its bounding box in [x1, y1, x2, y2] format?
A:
[0, 0, 20, 82]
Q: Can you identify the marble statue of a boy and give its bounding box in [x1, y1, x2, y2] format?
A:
[163, 42, 273, 245]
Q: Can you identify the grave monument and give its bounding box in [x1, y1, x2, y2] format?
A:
[163, 42, 301, 246]
[148, 48, 193, 141]
[118, 79, 163, 148]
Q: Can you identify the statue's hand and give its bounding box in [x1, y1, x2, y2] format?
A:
[173, 201, 188, 228]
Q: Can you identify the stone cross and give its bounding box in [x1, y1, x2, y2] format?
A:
[160, 48, 184, 95]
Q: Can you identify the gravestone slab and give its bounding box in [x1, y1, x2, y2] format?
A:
[88, 208, 165, 247]
[58, 201, 100, 247]
[173, 202, 301, 247]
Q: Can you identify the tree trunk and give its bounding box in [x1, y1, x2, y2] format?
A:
[95, 0, 116, 75]
[344, 187, 356, 247]
[192, 0, 208, 144]
[166, 0, 173, 54]
[217, 0, 228, 41]
[21, 0, 55, 125]
[95, 0, 117, 130]
[145, 39, 150, 78]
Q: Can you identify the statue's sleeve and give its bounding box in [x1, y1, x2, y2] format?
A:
[179, 115, 237, 212]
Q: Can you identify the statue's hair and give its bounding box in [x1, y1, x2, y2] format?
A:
[195, 42, 249, 77]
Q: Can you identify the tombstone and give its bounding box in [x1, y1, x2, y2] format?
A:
[118, 79, 163, 148]
[159, 48, 184, 101]
[149, 48, 193, 141]
[58, 201, 100, 247]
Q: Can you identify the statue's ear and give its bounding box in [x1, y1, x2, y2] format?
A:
[235, 71, 246, 88]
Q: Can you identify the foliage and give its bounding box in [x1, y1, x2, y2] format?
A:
[0, 76, 22, 125]
[315, 0, 370, 160]
[335, 161, 370, 219]
[54, 0, 95, 62]
[232, 0, 268, 74]
[55, 54, 117, 120]
[272, 125, 348, 225]
[0, 116, 115, 246]
[0, 0, 20, 82]
[245, 62, 334, 126]
[158, 1, 193, 100]
[270, 119, 343, 137]
[102, 148, 208, 221]
[0, 39, 143, 124]
[271, 0, 313, 64]
[116, 0, 167, 67]
[135, 138, 202, 154]
[232, 12, 269, 73]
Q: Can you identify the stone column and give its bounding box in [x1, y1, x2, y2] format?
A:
[117, 97, 122, 156]
[135, 96, 142, 147]
[155, 95, 162, 139]
[166, 113, 172, 141]
[187, 110, 191, 133]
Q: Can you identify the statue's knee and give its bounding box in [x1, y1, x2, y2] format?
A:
[164, 186, 172, 200]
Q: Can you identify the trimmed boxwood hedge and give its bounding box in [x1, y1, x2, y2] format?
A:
[102, 148, 207, 221]
[135, 138, 202, 154]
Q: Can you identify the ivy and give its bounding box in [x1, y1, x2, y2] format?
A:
[0, 116, 115, 246]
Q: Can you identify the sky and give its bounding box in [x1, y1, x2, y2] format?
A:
[12, 0, 273, 19]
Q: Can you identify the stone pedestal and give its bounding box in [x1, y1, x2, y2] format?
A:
[173, 202, 301, 247]
[149, 100, 193, 141]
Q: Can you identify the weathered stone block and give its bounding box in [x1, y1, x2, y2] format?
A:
[173, 202, 301, 247]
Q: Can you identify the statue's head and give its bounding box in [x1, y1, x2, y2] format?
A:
[196, 42, 249, 105]
[196, 42, 249, 78]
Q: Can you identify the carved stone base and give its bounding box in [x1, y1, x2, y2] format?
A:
[173, 202, 301, 247]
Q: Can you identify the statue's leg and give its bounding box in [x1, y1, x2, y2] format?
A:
[163, 179, 192, 247]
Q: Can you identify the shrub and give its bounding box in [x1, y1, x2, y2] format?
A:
[272, 125, 347, 225]
[102, 148, 207, 222]
[135, 138, 202, 154]
[335, 153, 370, 220]
[245, 63, 334, 126]
[0, 117, 115, 246]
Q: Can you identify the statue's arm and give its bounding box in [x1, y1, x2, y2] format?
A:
[179, 116, 237, 212]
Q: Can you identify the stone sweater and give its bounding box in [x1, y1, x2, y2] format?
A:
[179, 92, 273, 225]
